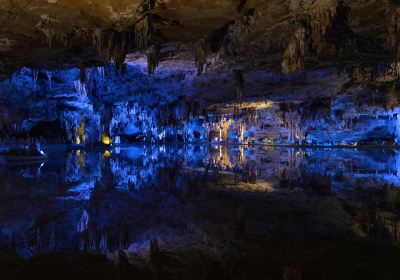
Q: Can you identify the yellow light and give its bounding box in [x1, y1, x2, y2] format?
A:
[101, 133, 112, 145]
[103, 150, 111, 157]
[76, 137, 81, 144]
[78, 121, 85, 136]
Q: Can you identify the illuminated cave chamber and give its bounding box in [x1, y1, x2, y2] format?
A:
[1, 0, 400, 146]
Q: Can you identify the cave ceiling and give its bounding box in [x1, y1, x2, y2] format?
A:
[0, 0, 398, 105]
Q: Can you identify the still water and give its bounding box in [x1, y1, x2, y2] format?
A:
[1, 144, 400, 263]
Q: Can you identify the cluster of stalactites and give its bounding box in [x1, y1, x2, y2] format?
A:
[308, 8, 335, 56]
[284, 111, 302, 143]
[34, 15, 153, 74]
[281, 21, 306, 73]
[96, 30, 133, 74]
[387, 6, 400, 61]
[281, 3, 336, 73]
[135, 16, 150, 50]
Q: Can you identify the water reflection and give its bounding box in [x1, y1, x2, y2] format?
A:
[1, 145, 400, 259]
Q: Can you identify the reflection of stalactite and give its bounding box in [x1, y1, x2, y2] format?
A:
[363, 211, 400, 244]
[283, 266, 302, 280]
[147, 44, 160, 75]
[77, 209, 89, 233]
[234, 205, 246, 238]
[194, 38, 207, 76]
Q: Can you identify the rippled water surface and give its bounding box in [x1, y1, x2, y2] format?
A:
[2, 145, 400, 279]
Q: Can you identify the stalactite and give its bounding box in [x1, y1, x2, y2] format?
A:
[308, 7, 335, 56]
[147, 44, 160, 75]
[92, 28, 102, 49]
[283, 267, 302, 280]
[353, 67, 372, 86]
[135, 16, 150, 50]
[31, 69, 38, 89]
[74, 80, 88, 101]
[387, 6, 400, 61]
[45, 71, 52, 89]
[281, 2, 336, 71]
[324, 0, 353, 57]
[77, 209, 89, 233]
[39, 28, 56, 48]
[233, 69, 244, 102]
[222, 21, 239, 56]
[97, 67, 105, 80]
[285, 111, 301, 143]
[194, 38, 207, 76]
[281, 21, 306, 73]
[80, 67, 87, 84]
[96, 30, 133, 74]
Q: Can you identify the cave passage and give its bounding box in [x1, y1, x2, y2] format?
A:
[2, 0, 400, 279]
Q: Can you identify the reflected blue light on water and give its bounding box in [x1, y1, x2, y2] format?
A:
[1, 145, 400, 258]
